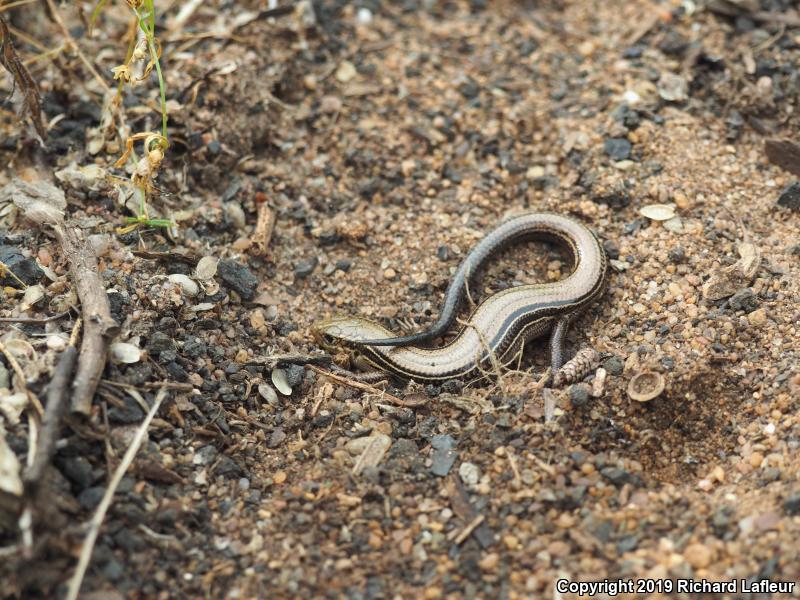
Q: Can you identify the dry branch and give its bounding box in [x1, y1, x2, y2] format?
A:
[22, 341, 78, 490]
[54, 226, 119, 414]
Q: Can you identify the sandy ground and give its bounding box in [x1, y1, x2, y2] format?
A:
[1, 0, 800, 598]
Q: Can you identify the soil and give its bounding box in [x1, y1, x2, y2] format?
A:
[1, 0, 800, 598]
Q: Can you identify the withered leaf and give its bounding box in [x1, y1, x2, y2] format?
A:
[0, 16, 47, 141]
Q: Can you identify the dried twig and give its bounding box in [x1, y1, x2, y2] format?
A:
[751, 11, 800, 28]
[245, 353, 332, 370]
[22, 320, 80, 490]
[0, 309, 72, 324]
[65, 388, 167, 600]
[452, 514, 485, 545]
[306, 364, 421, 407]
[505, 449, 522, 488]
[54, 225, 119, 414]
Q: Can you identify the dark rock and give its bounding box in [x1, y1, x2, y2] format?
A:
[658, 30, 688, 56]
[194, 445, 217, 465]
[617, 535, 639, 553]
[603, 240, 620, 260]
[441, 379, 464, 394]
[113, 527, 145, 552]
[711, 505, 733, 537]
[437, 245, 450, 261]
[593, 188, 630, 209]
[147, 332, 174, 356]
[313, 412, 334, 428]
[60, 455, 94, 490]
[108, 395, 144, 424]
[389, 438, 419, 461]
[294, 257, 318, 278]
[182, 336, 207, 358]
[165, 361, 188, 381]
[159, 349, 178, 364]
[207, 140, 221, 155]
[335, 258, 352, 272]
[604, 138, 632, 161]
[78, 486, 106, 511]
[777, 181, 800, 211]
[0, 245, 44, 286]
[217, 258, 258, 299]
[591, 519, 613, 543]
[725, 110, 744, 141]
[610, 103, 640, 129]
[102, 557, 125, 582]
[600, 466, 632, 487]
[668, 246, 686, 263]
[729, 288, 759, 312]
[622, 46, 643, 59]
[784, 493, 800, 515]
[602, 355, 624, 376]
[285, 364, 305, 387]
[214, 455, 244, 478]
[458, 78, 480, 99]
[568, 384, 590, 407]
[764, 138, 800, 177]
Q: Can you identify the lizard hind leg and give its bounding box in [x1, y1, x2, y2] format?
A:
[548, 315, 572, 372]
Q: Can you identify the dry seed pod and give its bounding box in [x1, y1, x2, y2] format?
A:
[553, 348, 599, 387]
[627, 371, 665, 403]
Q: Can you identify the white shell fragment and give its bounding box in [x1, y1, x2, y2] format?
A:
[257, 383, 279, 406]
[335, 60, 357, 83]
[271, 369, 293, 396]
[195, 256, 219, 280]
[190, 302, 217, 312]
[639, 203, 676, 221]
[168, 274, 200, 297]
[110, 342, 142, 364]
[0, 391, 29, 425]
[20, 284, 45, 311]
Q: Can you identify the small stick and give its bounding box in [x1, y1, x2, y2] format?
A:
[22, 320, 80, 489]
[506, 449, 522, 488]
[65, 388, 167, 600]
[306, 364, 418, 407]
[452, 514, 485, 545]
[0, 309, 71, 324]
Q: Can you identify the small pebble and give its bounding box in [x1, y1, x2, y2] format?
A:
[294, 257, 318, 279]
[604, 138, 632, 161]
[458, 462, 480, 486]
[684, 543, 713, 569]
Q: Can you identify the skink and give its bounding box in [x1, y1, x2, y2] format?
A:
[313, 212, 608, 382]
